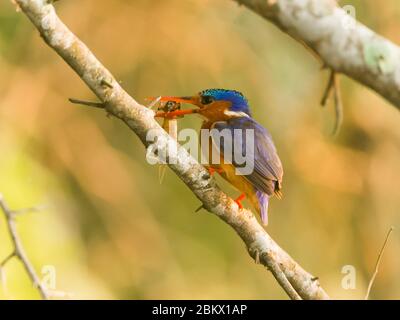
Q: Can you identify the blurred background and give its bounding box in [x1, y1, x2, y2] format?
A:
[0, 0, 399, 299]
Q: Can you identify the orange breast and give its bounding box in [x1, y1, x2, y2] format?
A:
[198, 101, 232, 123]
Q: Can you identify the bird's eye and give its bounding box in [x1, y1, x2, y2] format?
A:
[201, 96, 215, 105]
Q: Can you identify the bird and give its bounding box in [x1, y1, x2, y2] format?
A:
[155, 89, 283, 225]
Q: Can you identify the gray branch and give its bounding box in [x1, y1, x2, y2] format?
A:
[0, 194, 48, 300]
[233, 0, 400, 110]
[14, 0, 329, 299]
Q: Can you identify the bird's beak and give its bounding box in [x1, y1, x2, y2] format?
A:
[149, 96, 199, 118]
[146, 96, 199, 106]
[158, 96, 198, 106]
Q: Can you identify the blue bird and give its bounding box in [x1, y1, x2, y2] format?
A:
[156, 89, 283, 225]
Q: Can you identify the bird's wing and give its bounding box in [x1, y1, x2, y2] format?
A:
[211, 117, 283, 195]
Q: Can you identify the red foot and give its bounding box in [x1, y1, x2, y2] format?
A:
[234, 193, 246, 209]
[208, 167, 224, 176]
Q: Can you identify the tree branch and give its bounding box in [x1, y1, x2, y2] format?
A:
[14, 0, 329, 299]
[365, 227, 394, 300]
[234, 0, 400, 111]
[0, 194, 48, 300]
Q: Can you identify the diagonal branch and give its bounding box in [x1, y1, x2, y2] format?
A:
[365, 227, 395, 300]
[0, 194, 48, 300]
[14, 0, 329, 299]
[233, 0, 400, 111]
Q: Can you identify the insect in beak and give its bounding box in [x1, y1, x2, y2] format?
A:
[147, 96, 199, 118]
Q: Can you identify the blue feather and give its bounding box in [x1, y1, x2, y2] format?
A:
[256, 190, 269, 225]
[200, 89, 251, 116]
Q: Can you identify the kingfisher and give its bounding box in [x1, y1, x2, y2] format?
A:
[155, 89, 283, 225]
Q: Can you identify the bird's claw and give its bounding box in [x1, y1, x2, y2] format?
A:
[234, 193, 246, 210]
[207, 167, 224, 176]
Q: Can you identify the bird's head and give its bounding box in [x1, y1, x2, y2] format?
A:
[159, 89, 251, 121]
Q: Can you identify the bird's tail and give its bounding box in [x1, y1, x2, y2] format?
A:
[256, 191, 270, 226]
[274, 181, 283, 199]
[274, 189, 283, 199]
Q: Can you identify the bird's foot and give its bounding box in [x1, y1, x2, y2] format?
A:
[234, 193, 246, 209]
[208, 167, 224, 176]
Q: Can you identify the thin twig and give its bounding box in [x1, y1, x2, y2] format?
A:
[0, 266, 8, 297]
[365, 227, 395, 300]
[264, 253, 302, 300]
[320, 69, 344, 136]
[332, 72, 343, 136]
[147, 96, 161, 110]
[69, 98, 105, 109]
[0, 194, 48, 300]
[320, 70, 335, 107]
[11, 204, 48, 216]
[0, 252, 16, 268]
[0, 252, 15, 298]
